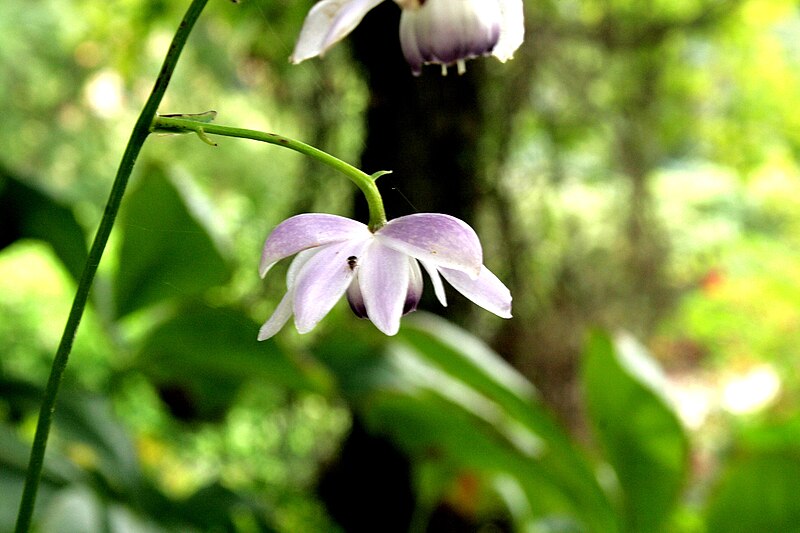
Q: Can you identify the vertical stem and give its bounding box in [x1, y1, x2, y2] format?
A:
[14, 1, 209, 530]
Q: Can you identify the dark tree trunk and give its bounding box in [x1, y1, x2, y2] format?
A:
[350, 2, 483, 225]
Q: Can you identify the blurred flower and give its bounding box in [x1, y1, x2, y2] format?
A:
[258, 213, 511, 339]
[290, 0, 524, 75]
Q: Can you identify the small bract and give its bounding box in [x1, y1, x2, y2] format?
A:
[290, 0, 524, 75]
[258, 213, 512, 339]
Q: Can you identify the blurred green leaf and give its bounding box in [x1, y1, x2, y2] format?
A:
[0, 166, 88, 281]
[396, 315, 620, 533]
[136, 305, 325, 421]
[313, 314, 620, 533]
[114, 166, 231, 317]
[705, 450, 800, 533]
[583, 330, 689, 533]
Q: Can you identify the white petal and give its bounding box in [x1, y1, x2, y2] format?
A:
[260, 213, 369, 278]
[358, 242, 410, 336]
[293, 239, 370, 334]
[420, 259, 448, 307]
[376, 213, 482, 277]
[258, 290, 294, 340]
[286, 249, 320, 288]
[290, 0, 386, 64]
[439, 265, 512, 318]
[257, 249, 319, 340]
[493, 0, 524, 62]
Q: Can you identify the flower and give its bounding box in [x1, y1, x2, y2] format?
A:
[290, 0, 524, 75]
[258, 213, 512, 339]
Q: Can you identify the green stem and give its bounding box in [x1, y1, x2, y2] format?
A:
[14, 1, 209, 531]
[152, 116, 389, 230]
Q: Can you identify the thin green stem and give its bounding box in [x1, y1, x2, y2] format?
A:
[14, 1, 209, 531]
[152, 116, 389, 230]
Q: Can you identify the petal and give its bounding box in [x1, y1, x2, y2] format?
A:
[439, 265, 512, 318]
[420, 259, 448, 307]
[290, 0, 385, 64]
[257, 249, 319, 340]
[404, 258, 423, 315]
[293, 239, 370, 334]
[494, 0, 524, 62]
[260, 213, 369, 278]
[346, 276, 367, 318]
[376, 213, 482, 277]
[398, 0, 501, 73]
[358, 242, 410, 336]
[257, 290, 294, 340]
[286, 249, 320, 288]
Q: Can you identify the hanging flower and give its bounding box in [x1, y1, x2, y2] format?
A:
[258, 213, 512, 339]
[290, 0, 524, 75]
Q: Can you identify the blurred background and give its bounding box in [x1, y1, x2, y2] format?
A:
[2, 0, 800, 531]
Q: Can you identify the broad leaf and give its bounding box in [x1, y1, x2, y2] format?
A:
[313, 314, 620, 533]
[0, 166, 87, 281]
[706, 450, 800, 533]
[583, 330, 689, 533]
[136, 305, 325, 421]
[114, 166, 231, 317]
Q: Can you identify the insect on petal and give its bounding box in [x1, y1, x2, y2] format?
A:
[292, 239, 370, 334]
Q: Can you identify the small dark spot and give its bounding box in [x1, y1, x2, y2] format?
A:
[347, 256, 358, 270]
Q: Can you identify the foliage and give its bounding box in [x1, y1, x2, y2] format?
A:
[3, 0, 800, 531]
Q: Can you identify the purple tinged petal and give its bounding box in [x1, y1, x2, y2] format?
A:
[398, 0, 501, 73]
[346, 279, 367, 318]
[293, 239, 370, 334]
[260, 213, 369, 278]
[494, 0, 524, 62]
[376, 213, 482, 277]
[404, 259, 423, 315]
[358, 242, 410, 336]
[439, 265, 512, 319]
[290, 0, 385, 64]
[420, 259, 448, 307]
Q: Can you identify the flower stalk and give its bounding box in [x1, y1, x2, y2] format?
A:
[151, 116, 389, 230]
[14, 0, 209, 530]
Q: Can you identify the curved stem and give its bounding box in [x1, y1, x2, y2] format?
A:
[14, 1, 209, 531]
[152, 116, 389, 230]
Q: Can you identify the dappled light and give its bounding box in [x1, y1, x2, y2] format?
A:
[3, 0, 800, 531]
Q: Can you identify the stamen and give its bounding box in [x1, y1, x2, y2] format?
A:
[441, 64, 448, 76]
[457, 59, 466, 75]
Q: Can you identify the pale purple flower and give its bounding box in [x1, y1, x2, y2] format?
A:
[290, 0, 524, 75]
[258, 213, 512, 340]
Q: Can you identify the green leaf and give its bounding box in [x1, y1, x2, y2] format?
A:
[583, 330, 689, 533]
[114, 166, 231, 317]
[313, 314, 619, 533]
[136, 305, 326, 421]
[0, 166, 88, 281]
[706, 451, 800, 533]
[397, 315, 620, 533]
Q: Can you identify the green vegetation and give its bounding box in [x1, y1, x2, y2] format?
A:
[2, 0, 800, 531]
